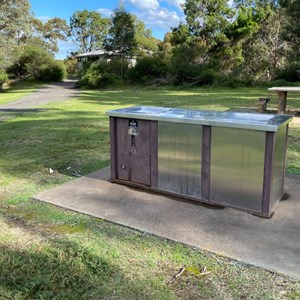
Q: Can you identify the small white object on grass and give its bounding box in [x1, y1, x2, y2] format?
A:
[49, 167, 55, 174]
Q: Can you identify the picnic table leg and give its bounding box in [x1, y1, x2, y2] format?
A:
[277, 91, 287, 114]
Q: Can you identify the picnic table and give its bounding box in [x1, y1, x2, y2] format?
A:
[268, 86, 300, 114]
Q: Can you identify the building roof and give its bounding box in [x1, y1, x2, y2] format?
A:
[76, 49, 108, 58]
[76, 48, 153, 59]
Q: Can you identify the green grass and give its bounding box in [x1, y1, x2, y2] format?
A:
[0, 80, 44, 105]
[0, 84, 299, 299]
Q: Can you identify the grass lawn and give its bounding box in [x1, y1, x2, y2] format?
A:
[0, 84, 299, 299]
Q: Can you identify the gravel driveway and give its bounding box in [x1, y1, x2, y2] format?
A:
[0, 80, 80, 111]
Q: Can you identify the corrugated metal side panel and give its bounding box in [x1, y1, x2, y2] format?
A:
[210, 127, 265, 213]
[158, 122, 202, 197]
[271, 125, 287, 209]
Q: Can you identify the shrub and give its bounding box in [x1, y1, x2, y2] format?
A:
[263, 79, 297, 88]
[107, 59, 129, 77]
[213, 75, 250, 88]
[64, 56, 78, 78]
[0, 70, 8, 91]
[21, 45, 53, 79]
[127, 55, 168, 83]
[38, 61, 66, 82]
[275, 63, 300, 82]
[7, 45, 65, 82]
[167, 44, 221, 86]
[78, 61, 121, 88]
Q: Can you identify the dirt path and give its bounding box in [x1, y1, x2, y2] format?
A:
[0, 80, 80, 111]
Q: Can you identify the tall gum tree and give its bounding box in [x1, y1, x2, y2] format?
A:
[103, 8, 137, 76]
[0, 0, 32, 67]
[280, 0, 300, 59]
[30, 18, 70, 53]
[70, 10, 110, 53]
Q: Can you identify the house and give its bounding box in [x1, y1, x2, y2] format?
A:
[76, 49, 138, 70]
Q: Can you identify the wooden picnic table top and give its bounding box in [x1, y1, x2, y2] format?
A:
[268, 86, 300, 92]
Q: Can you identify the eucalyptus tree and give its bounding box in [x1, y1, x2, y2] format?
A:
[70, 10, 110, 53]
[133, 17, 159, 53]
[169, 0, 239, 83]
[103, 8, 137, 76]
[0, 0, 32, 37]
[31, 17, 70, 53]
[280, 0, 300, 59]
[232, 0, 286, 80]
[0, 0, 32, 67]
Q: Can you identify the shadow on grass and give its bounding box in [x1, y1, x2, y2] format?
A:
[0, 108, 49, 122]
[0, 209, 176, 299]
[0, 241, 113, 298]
[0, 236, 165, 299]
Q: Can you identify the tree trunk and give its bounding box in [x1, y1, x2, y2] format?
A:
[277, 91, 287, 114]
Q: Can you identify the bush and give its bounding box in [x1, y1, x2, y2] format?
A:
[64, 56, 78, 78]
[213, 75, 250, 88]
[275, 63, 300, 82]
[107, 59, 129, 77]
[38, 61, 66, 82]
[0, 70, 8, 91]
[127, 55, 168, 83]
[7, 45, 65, 82]
[78, 61, 121, 88]
[263, 79, 298, 87]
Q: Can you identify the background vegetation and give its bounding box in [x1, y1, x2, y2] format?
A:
[77, 0, 300, 88]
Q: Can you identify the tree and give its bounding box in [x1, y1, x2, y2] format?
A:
[176, 0, 243, 75]
[70, 10, 110, 53]
[170, 23, 193, 46]
[230, 0, 286, 81]
[177, 0, 286, 82]
[104, 8, 137, 76]
[280, 0, 300, 59]
[30, 18, 70, 53]
[183, 0, 233, 48]
[0, 0, 32, 35]
[133, 17, 159, 53]
[0, 0, 32, 67]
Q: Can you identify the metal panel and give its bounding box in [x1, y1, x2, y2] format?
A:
[107, 106, 293, 132]
[158, 122, 202, 197]
[262, 132, 275, 215]
[150, 121, 158, 188]
[210, 127, 265, 213]
[271, 125, 287, 208]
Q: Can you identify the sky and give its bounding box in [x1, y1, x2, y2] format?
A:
[30, 0, 186, 59]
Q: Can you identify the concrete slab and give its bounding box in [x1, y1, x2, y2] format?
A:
[33, 167, 300, 280]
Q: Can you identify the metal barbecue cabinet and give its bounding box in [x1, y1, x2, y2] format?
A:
[106, 106, 293, 217]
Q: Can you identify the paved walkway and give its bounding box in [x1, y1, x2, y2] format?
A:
[0, 80, 80, 111]
[34, 167, 300, 280]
